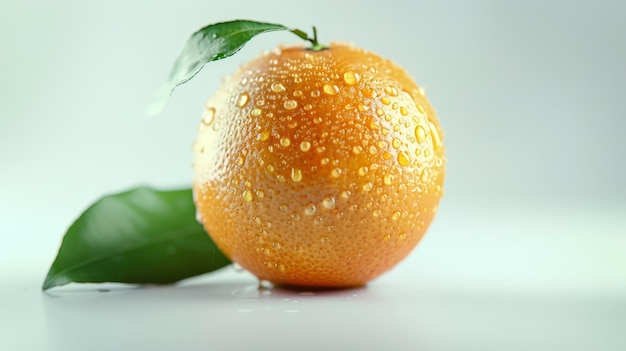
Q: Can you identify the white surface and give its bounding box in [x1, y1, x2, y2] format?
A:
[2, 207, 625, 351]
[1, 1, 626, 350]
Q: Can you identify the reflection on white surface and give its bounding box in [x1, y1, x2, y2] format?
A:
[36, 269, 625, 351]
[1, 206, 625, 351]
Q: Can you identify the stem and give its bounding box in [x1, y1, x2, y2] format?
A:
[289, 26, 328, 51]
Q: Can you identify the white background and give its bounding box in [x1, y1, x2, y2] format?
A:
[1, 0, 625, 350]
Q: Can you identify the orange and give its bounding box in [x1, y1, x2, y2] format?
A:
[192, 42, 445, 288]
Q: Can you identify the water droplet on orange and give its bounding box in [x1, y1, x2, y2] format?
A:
[323, 84, 339, 95]
[201, 107, 216, 125]
[304, 204, 317, 216]
[392, 138, 402, 149]
[322, 196, 336, 209]
[300, 141, 311, 152]
[271, 82, 286, 92]
[251, 108, 262, 117]
[397, 151, 410, 166]
[284, 100, 298, 110]
[415, 125, 426, 143]
[236, 92, 249, 107]
[243, 190, 253, 202]
[280, 137, 291, 147]
[343, 71, 361, 85]
[291, 168, 303, 182]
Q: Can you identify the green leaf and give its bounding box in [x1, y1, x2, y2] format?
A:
[147, 20, 288, 115]
[42, 187, 230, 291]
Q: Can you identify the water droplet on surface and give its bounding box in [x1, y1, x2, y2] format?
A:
[369, 146, 378, 155]
[340, 191, 351, 199]
[397, 151, 410, 166]
[280, 137, 291, 147]
[303, 104, 312, 111]
[362, 182, 373, 192]
[259, 130, 271, 141]
[321, 158, 330, 165]
[271, 82, 286, 92]
[376, 108, 384, 117]
[384, 85, 398, 96]
[391, 211, 401, 221]
[243, 190, 253, 202]
[304, 204, 317, 216]
[400, 106, 408, 116]
[428, 121, 442, 150]
[300, 141, 311, 152]
[352, 146, 363, 155]
[284, 100, 298, 110]
[276, 174, 286, 182]
[420, 169, 429, 182]
[251, 108, 262, 117]
[201, 107, 216, 125]
[415, 125, 426, 143]
[293, 90, 303, 97]
[323, 84, 339, 95]
[314, 216, 323, 225]
[358, 166, 368, 176]
[236, 92, 249, 107]
[381, 97, 391, 105]
[343, 71, 361, 85]
[240, 77, 248, 85]
[392, 138, 402, 149]
[313, 116, 323, 124]
[311, 90, 321, 98]
[291, 168, 303, 182]
[383, 174, 394, 185]
[322, 196, 336, 209]
[256, 190, 265, 198]
[331, 168, 342, 178]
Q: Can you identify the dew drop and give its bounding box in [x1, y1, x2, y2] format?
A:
[376, 108, 384, 117]
[256, 190, 265, 198]
[420, 169, 429, 182]
[271, 82, 286, 92]
[259, 130, 271, 141]
[291, 168, 303, 182]
[251, 108, 262, 117]
[279, 204, 288, 212]
[352, 145, 363, 155]
[313, 116, 323, 124]
[236, 92, 249, 107]
[369, 145, 378, 155]
[391, 211, 401, 221]
[303, 104, 313, 111]
[323, 84, 339, 95]
[331, 168, 342, 178]
[343, 71, 361, 85]
[300, 141, 311, 152]
[240, 77, 248, 85]
[362, 182, 373, 192]
[311, 90, 321, 98]
[428, 121, 442, 151]
[280, 137, 291, 147]
[304, 204, 317, 216]
[384, 85, 398, 96]
[267, 164, 275, 173]
[358, 166, 368, 176]
[381, 97, 391, 105]
[392, 138, 402, 149]
[276, 174, 286, 182]
[243, 190, 253, 202]
[340, 191, 351, 199]
[321, 158, 330, 165]
[397, 151, 410, 166]
[284, 100, 298, 110]
[415, 125, 427, 143]
[293, 90, 303, 97]
[314, 216, 323, 225]
[400, 106, 408, 116]
[201, 107, 216, 125]
[383, 174, 394, 185]
[322, 196, 336, 209]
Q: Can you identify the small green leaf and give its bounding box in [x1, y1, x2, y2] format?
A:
[148, 20, 288, 115]
[42, 187, 230, 291]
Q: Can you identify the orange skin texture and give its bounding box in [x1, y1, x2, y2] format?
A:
[193, 43, 445, 288]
